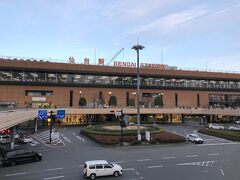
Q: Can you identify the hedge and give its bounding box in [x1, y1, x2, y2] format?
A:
[198, 128, 240, 141]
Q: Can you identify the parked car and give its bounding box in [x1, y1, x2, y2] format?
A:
[0, 135, 10, 144]
[229, 126, 240, 131]
[83, 160, 123, 179]
[1, 149, 42, 166]
[128, 122, 136, 126]
[234, 120, 240, 124]
[208, 123, 224, 130]
[18, 135, 33, 143]
[186, 134, 203, 144]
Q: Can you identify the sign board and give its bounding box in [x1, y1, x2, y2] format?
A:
[32, 97, 46, 102]
[57, 110, 65, 119]
[115, 111, 122, 116]
[145, 131, 151, 141]
[38, 110, 48, 120]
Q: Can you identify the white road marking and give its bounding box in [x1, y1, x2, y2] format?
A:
[78, 164, 84, 167]
[44, 176, 65, 180]
[176, 162, 193, 166]
[73, 133, 85, 142]
[148, 165, 163, 168]
[198, 142, 240, 146]
[46, 167, 63, 171]
[137, 159, 151, 162]
[162, 157, 176, 159]
[176, 161, 215, 166]
[186, 155, 199, 158]
[135, 171, 140, 175]
[208, 153, 220, 156]
[6, 172, 26, 177]
[221, 169, 225, 176]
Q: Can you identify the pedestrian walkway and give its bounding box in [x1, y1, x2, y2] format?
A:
[32, 129, 65, 147]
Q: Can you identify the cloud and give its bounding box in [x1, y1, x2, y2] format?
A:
[102, 0, 178, 20]
[128, 6, 208, 35]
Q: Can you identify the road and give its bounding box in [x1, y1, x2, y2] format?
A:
[0, 126, 240, 180]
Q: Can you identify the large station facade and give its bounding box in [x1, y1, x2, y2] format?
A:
[1, 57, 240, 125]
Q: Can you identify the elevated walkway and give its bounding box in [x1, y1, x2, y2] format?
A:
[1, 108, 240, 131]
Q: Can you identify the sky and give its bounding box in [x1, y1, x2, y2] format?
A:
[0, 0, 240, 72]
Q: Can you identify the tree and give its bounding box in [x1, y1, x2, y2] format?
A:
[79, 97, 87, 107]
[154, 95, 163, 107]
[109, 96, 117, 106]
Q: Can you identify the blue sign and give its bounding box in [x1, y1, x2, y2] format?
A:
[57, 110, 65, 119]
[38, 110, 48, 120]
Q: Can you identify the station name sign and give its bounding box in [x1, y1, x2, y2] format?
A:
[113, 61, 177, 70]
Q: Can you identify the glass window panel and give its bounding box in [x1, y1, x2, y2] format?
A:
[12, 71, 23, 81]
[0, 70, 12, 81]
[47, 73, 57, 83]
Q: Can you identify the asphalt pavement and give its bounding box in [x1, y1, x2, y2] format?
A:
[0, 126, 240, 180]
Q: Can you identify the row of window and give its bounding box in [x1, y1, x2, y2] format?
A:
[1, 70, 240, 89]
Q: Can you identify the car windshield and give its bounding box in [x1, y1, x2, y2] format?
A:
[192, 135, 199, 138]
[108, 163, 114, 167]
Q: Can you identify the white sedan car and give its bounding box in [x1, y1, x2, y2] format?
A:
[83, 160, 123, 179]
[208, 123, 224, 130]
[229, 126, 240, 131]
[186, 134, 203, 144]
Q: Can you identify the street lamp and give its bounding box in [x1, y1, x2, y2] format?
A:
[108, 91, 112, 107]
[79, 91, 82, 97]
[132, 44, 145, 141]
[132, 92, 136, 106]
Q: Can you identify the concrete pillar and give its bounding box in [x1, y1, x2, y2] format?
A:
[181, 114, 184, 123]
[10, 126, 15, 150]
[34, 118, 38, 133]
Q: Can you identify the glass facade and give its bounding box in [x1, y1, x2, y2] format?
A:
[209, 94, 240, 108]
[1, 70, 240, 90]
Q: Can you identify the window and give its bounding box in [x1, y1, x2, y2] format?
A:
[25, 91, 53, 97]
[96, 165, 103, 169]
[89, 165, 95, 169]
[104, 164, 112, 168]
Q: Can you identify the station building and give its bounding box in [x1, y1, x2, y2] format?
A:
[1, 57, 240, 125]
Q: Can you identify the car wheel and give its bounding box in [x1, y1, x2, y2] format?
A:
[11, 161, 16, 166]
[113, 171, 119, 177]
[90, 173, 96, 179]
[34, 156, 39, 162]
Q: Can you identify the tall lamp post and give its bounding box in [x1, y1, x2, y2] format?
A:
[132, 44, 145, 141]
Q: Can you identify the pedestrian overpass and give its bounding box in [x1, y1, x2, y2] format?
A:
[1, 108, 240, 131]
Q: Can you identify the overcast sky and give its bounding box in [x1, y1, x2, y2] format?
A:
[0, 0, 240, 71]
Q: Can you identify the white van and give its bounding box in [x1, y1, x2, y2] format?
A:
[83, 160, 123, 179]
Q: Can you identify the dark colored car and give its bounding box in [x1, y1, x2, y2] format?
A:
[1, 149, 42, 166]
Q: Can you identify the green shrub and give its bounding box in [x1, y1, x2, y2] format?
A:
[198, 128, 240, 141]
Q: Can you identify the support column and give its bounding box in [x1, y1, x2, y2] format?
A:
[10, 126, 15, 150]
[34, 118, 38, 133]
[181, 114, 184, 123]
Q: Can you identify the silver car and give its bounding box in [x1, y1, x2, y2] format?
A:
[229, 126, 240, 131]
[208, 123, 224, 130]
[186, 134, 203, 144]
